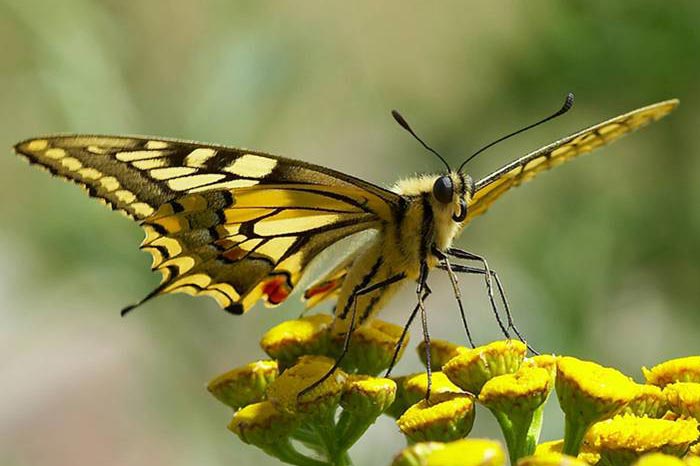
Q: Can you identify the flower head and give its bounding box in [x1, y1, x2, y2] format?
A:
[479, 366, 552, 414]
[418, 339, 465, 371]
[207, 360, 278, 410]
[643, 357, 700, 387]
[663, 382, 700, 420]
[632, 452, 687, 466]
[392, 439, 506, 466]
[584, 414, 699, 464]
[443, 340, 527, 394]
[265, 355, 346, 415]
[260, 315, 333, 368]
[341, 375, 396, 417]
[622, 384, 669, 419]
[517, 452, 589, 466]
[228, 400, 299, 447]
[337, 319, 408, 375]
[397, 392, 476, 442]
[556, 357, 639, 456]
[403, 371, 462, 406]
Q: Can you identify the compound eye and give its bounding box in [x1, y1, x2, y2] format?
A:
[432, 176, 454, 204]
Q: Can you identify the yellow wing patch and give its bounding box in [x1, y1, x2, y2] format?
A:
[467, 99, 679, 221]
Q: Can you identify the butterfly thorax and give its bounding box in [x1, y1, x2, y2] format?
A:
[330, 172, 473, 334]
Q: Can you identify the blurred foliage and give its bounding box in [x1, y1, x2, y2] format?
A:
[1, 1, 699, 466]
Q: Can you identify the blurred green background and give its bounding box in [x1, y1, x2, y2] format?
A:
[2, 1, 699, 465]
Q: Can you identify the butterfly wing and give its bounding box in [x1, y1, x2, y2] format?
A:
[466, 99, 679, 220]
[14, 136, 401, 314]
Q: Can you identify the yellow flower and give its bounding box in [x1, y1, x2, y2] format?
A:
[585, 414, 699, 464]
[524, 354, 558, 383]
[265, 355, 347, 416]
[403, 371, 463, 406]
[341, 375, 396, 416]
[622, 384, 669, 419]
[337, 319, 408, 375]
[443, 340, 527, 395]
[632, 452, 687, 466]
[534, 439, 599, 465]
[479, 366, 552, 414]
[517, 452, 589, 466]
[418, 339, 465, 371]
[337, 376, 397, 451]
[663, 382, 700, 420]
[556, 357, 639, 456]
[207, 360, 278, 410]
[397, 392, 476, 443]
[229, 400, 298, 445]
[643, 357, 700, 387]
[260, 314, 333, 368]
[480, 366, 553, 464]
[392, 439, 506, 466]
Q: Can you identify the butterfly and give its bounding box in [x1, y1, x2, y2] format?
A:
[14, 94, 678, 390]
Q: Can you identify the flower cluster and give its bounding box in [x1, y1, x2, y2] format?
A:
[208, 314, 700, 466]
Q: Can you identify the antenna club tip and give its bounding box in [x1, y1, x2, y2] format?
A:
[563, 92, 575, 110]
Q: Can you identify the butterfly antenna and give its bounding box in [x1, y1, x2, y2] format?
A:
[392, 109, 451, 172]
[458, 92, 575, 172]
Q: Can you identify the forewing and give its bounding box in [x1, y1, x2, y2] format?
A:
[14, 135, 399, 220]
[467, 99, 679, 220]
[14, 135, 401, 313]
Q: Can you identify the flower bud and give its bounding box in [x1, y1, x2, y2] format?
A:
[642, 356, 700, 387]
[341, 375, 397, 417]
[207, 360, 278, 410]
[517, 452, 589, 466]
[418, 339, 464, 371]
[632, 453, 687, 466]
[228, 400, 299, 447]
[622, 384, 668, 419]
[392, 439, 506, 466]
[260, 315, 333, 368]
[663, 382, 700, 420]
[338, 319, 408, 375]
[266, 355, 346, 416]
[397, 392, 475, 443]
[556, 357, 639, 456]
[403, 371, 462, 406]
[585, 414, 699, 464]
[443, 340, 527, 395]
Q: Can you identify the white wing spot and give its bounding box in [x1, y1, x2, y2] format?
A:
[116, 150, 165, 162]
[115, 189, 137, 204]
[131, 202, 155, 217]
[78, 168, 102, 180]
[184, 148, 217, 168]
[145, 140, 169, 149]
[45, 148, 66, 159]
[167, 174, 226, 191]
[27, 139, 48, 151]
[99, 176, 120, 191]
[132, 158, 167, 170]
[224, 154, 277, 178]
[60, 157, 83, 170]
[150, 167, 198, 180]
[87, 145, 109, 154]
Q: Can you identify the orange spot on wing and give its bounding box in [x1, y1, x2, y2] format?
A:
[222, 247, 247, 262]
[262, 275, 291, 305]
[304, 280, 338, 299]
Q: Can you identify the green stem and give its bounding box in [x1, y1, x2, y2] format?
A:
[263, 439, 329, 466]
[336, 409, 377, 452]
[525, 404, 546, 455]
[491, 409, 535, 465]
[562, 414, 590, 456]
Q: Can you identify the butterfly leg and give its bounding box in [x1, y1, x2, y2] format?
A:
[431, 246, 476, 349]
[440, 261, 538, 355]
[298, 272, 406, 398]
[445, 248, 511, 340]
[385, 282, 432, 378]
[416, 261, 433, 401]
